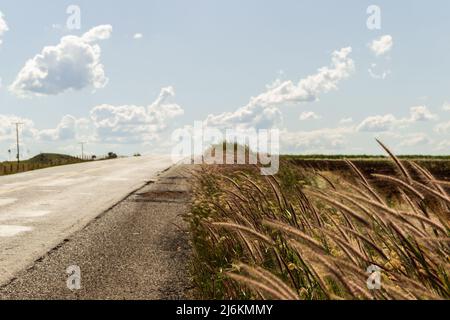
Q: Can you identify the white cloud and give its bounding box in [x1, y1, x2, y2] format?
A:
[442, 102, 450, 111]
[398, 133, 432, 147]
[205, 103, 282, 131]
[133, 33, 143, 40]
[90, 86, 184, 143]
[368, 63, 391, 80]
[205, 47, 354, 130]
[251, 47, 354, 107]
[369, 35, 393, 56]
[81, 25, 112, 43]
[435, 121, 450, 134]
[299, 111, 321, 121]
[357, 106, 437, 132]
[436, 140, 450, 151]
[340, 117, 353, 124]
[0, 11, 8, 46]
[38, 115, 91, 141]
[1, 86, 183, 146]
[282, 126, 354, 152]
[0, 113, 94, 145]
[0, 114, 37, 142]
[9, 25, 112, 97]
[357, 114, 397, 132]
[0, 11, 8, 87]
[409, 105, 438, 121]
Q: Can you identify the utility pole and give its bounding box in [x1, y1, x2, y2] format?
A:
[78, 142, 86, 160]
[13, 123, 24, 165]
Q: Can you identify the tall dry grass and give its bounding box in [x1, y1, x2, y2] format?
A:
[189, 141, 449, 300]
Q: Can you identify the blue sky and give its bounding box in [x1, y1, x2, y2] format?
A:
[0, 0, 449, 159]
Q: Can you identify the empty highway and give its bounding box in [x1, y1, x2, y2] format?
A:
[0, 156, 173, 286]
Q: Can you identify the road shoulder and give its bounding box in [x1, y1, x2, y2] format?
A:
[0, 165, 193, 300]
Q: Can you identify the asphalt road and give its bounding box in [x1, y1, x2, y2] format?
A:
[0, 155, 173, 287]
[0, 165, 193, 299]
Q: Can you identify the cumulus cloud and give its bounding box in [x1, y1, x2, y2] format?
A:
[1, 86, 183, 146]
[0, 114, 37, 142]
[357, 114, 397, 132]
[442, 102, 450, 111]
[38, 115, 91, 141]
[369, 35, 393, 56]
[398, 133, 432, 147]
[205, 47, 354, 130]
[436, 140, 450, 151]
[90, 86, 184, 143]
[133, 33, 143, 40]
[0, 11, 8, 87]
[340, 117, 353, 124]
[81, 25, 112, 43]
[435, 121, 450, 134]
[409, 105, 438, 121]
[282, 127, 354, 152]
[368, 63, 391, 80]
[251, 47, 354, 107]
[299, 111, 321, 121]
[9, 25, 112, 97]
[0, 113, 94, 145]
[357, 106, 437, 132]
[205, 103, 282, 131]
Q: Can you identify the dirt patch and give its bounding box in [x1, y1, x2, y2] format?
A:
[135, 190, 190, 203]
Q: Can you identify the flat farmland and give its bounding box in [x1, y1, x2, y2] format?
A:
[188, 151, 450, 300]
[285, 156, 450, 195]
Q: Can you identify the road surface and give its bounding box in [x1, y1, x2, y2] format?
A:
[0, 155, 173, 286]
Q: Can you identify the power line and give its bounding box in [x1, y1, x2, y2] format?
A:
[12, 122, 24, 165]
[78, 142, 86, 159]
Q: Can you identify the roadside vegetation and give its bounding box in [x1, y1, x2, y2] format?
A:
[188, 141, 450, 300]
[0, 153, 85, 176]
[283, 154, 450, 160]
[0, 152, 120, 176]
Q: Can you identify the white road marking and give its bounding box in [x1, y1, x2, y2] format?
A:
[0, 198, 17, 206]
[0, 210, 51, 221]
[102, 177, 130, 182]
[0, 225, 33, 237]
[0, 183, 23, 189]
[39, 177, 89, 187]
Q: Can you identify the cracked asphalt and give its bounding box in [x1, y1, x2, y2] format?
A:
[0, 165, 194, 300]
